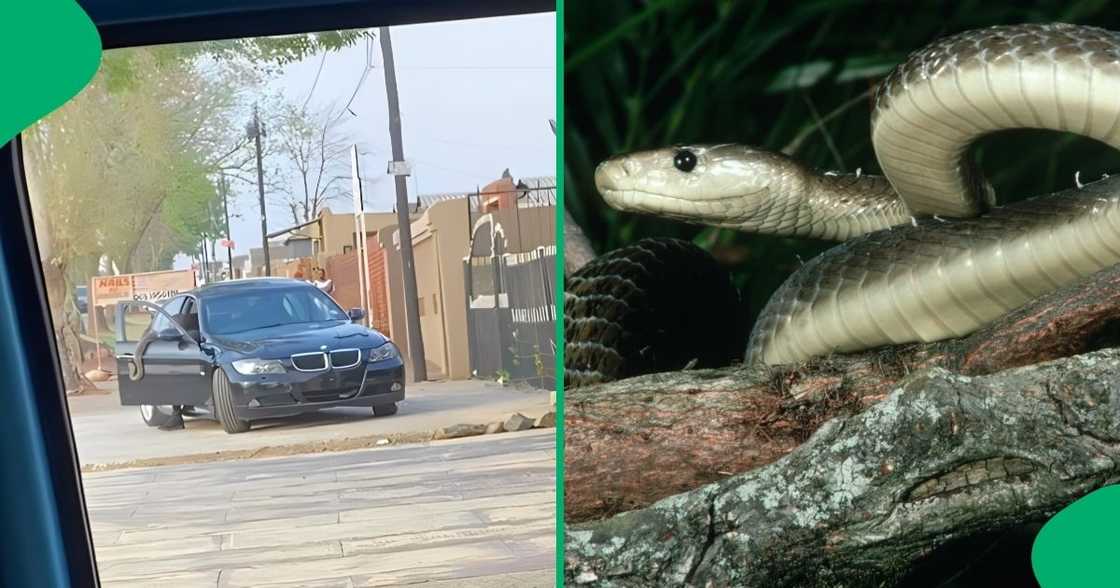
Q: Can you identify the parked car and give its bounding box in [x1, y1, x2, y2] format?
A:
[74, 285, 88, 313]
[115, 277, 404, 433]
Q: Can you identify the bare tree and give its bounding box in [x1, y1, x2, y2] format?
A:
[273, 102, 355, 224]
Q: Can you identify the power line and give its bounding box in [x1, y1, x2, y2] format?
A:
[301, 52, 328, 110]
[330, 34, 375, 124]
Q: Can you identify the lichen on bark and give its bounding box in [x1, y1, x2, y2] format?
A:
[566, 349, 1120, 587]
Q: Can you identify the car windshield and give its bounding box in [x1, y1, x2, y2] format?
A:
[202, 286, 348, 335]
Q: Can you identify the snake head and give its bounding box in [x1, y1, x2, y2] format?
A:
[594, 144, 805, 227]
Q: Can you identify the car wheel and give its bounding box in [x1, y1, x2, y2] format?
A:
[373, 403, 398, 417]
[212, 368, 251, 434]
[140, 404, 177, 427]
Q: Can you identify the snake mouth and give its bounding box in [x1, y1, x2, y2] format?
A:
[599, 187, 765, 224]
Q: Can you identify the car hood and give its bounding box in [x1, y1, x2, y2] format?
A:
[208, 321, 388, 358]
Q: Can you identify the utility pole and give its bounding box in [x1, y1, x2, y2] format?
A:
[220, 173, 233, 279]
[351, 146, 372, 326]
[379, 27, 427, 381]
[248, 104, 271, 276]
[199, 240, 209, 284]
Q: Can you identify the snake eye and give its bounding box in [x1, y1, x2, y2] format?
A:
[673, 149, 697, 173]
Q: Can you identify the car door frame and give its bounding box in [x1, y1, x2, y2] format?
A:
[115, 299, 213, 407]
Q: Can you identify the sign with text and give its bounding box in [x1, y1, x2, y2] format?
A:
[91, 269, 196, 308]
[133, 270, 196, 302]
[91, 275, 133, 306]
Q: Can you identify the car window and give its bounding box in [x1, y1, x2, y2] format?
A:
[309, 290, 340, 317]
[203, 287, 347, 335]
[280, 294, 310, 322]
[148, 296, 185, 334]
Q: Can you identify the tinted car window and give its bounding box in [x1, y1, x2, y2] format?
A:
[149, 296, 185, 333]
[203, 287, 348, 335]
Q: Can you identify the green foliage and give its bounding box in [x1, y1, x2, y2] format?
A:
[101, 30, 364, 91]
[196, 30, 364, 69]
[25, 28, 364, 280]
[566, 0, 1120, 326]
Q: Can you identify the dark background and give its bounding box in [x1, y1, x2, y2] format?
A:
[565, 0, 1120, 326]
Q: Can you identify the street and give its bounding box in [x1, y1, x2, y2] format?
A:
[69, 379, 552, 467]
[85, 430, 555, 587]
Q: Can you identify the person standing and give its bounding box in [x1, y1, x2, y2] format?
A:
[311, 267, 334, 295]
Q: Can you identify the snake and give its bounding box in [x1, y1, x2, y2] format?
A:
[590, 22, 1120, 367]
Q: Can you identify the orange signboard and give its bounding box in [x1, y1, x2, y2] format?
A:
[91, 275, 133, 306]
[90, 269, 196, 308]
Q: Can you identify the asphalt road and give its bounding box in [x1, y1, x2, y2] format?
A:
[69, 379, 553, 466]
[84, 430, 556, 587]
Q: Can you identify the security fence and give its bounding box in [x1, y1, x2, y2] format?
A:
[465, 244, 556, 389]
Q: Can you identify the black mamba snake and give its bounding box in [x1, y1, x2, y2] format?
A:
[570, 23, 1120, 380]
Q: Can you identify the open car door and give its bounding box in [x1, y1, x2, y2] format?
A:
[115, 299, 212, 407]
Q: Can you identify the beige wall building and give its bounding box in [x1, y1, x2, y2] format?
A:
[309, 175, 554, 384]
[386, 198, 471, 381]
[315, 208, 405, 259]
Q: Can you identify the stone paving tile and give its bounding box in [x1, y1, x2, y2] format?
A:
[100, 569, 221, 587]
[117, 511, 340, 545]
[341, 521, 554, 558]
[96, 534, 226, 563]
[83, 431, 555, 587]
[229, 511, 485, 550]
[338, 490, 553, 523]
[99, 539, 342, 582]
[219, 540, 535, 587]
[382, 569, 554, 587]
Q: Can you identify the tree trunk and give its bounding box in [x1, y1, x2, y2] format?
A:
[565, 263, 1120, 522]
[564, 210, 597, 275]
[41, 259, 96, 394]
[565, 347, 1120, 586]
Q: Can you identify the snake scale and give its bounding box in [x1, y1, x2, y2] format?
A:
[570, 23, 1120, 380]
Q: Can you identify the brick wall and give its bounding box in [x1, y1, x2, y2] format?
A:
[325, 250, 360, 310]
[324, 236, 391, 338]
[367, 238, 390, 337]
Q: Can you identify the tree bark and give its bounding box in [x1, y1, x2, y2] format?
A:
[564, 210, 598, 275]
[41, 259, 96, 394]
[565, 264, 1120, 522]
[565, 348, 1120, 587]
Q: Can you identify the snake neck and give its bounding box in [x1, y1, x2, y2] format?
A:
[738, 164, 911, 241]
[801, 172, 912, 240]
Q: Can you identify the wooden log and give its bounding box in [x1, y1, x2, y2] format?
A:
[565, 264, 1120, 522]
[565, 348, 1120, 586]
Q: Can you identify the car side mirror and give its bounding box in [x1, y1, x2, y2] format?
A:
[348, 308, 366, 321]
[156, 327, 182, 341]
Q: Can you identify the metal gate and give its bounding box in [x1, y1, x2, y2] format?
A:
[465, 245, 556, 389]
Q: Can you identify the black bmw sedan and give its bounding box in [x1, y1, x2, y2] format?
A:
[115, 278, 405, 433]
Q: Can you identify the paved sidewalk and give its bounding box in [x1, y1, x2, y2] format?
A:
[86, 430, 556, 587]
[69, 379, 552, 467]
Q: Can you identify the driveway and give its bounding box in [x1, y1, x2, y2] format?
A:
[69, 379, 552, 467]
[85, 430, 556, 587]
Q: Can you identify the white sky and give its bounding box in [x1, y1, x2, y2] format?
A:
[179, 12, 556, 269]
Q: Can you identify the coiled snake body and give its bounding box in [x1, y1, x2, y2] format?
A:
[591, 23, 1120, 367]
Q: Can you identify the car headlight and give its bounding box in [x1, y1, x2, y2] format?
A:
[231, 358, 286, 375]
[368, 342, 399, 362]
